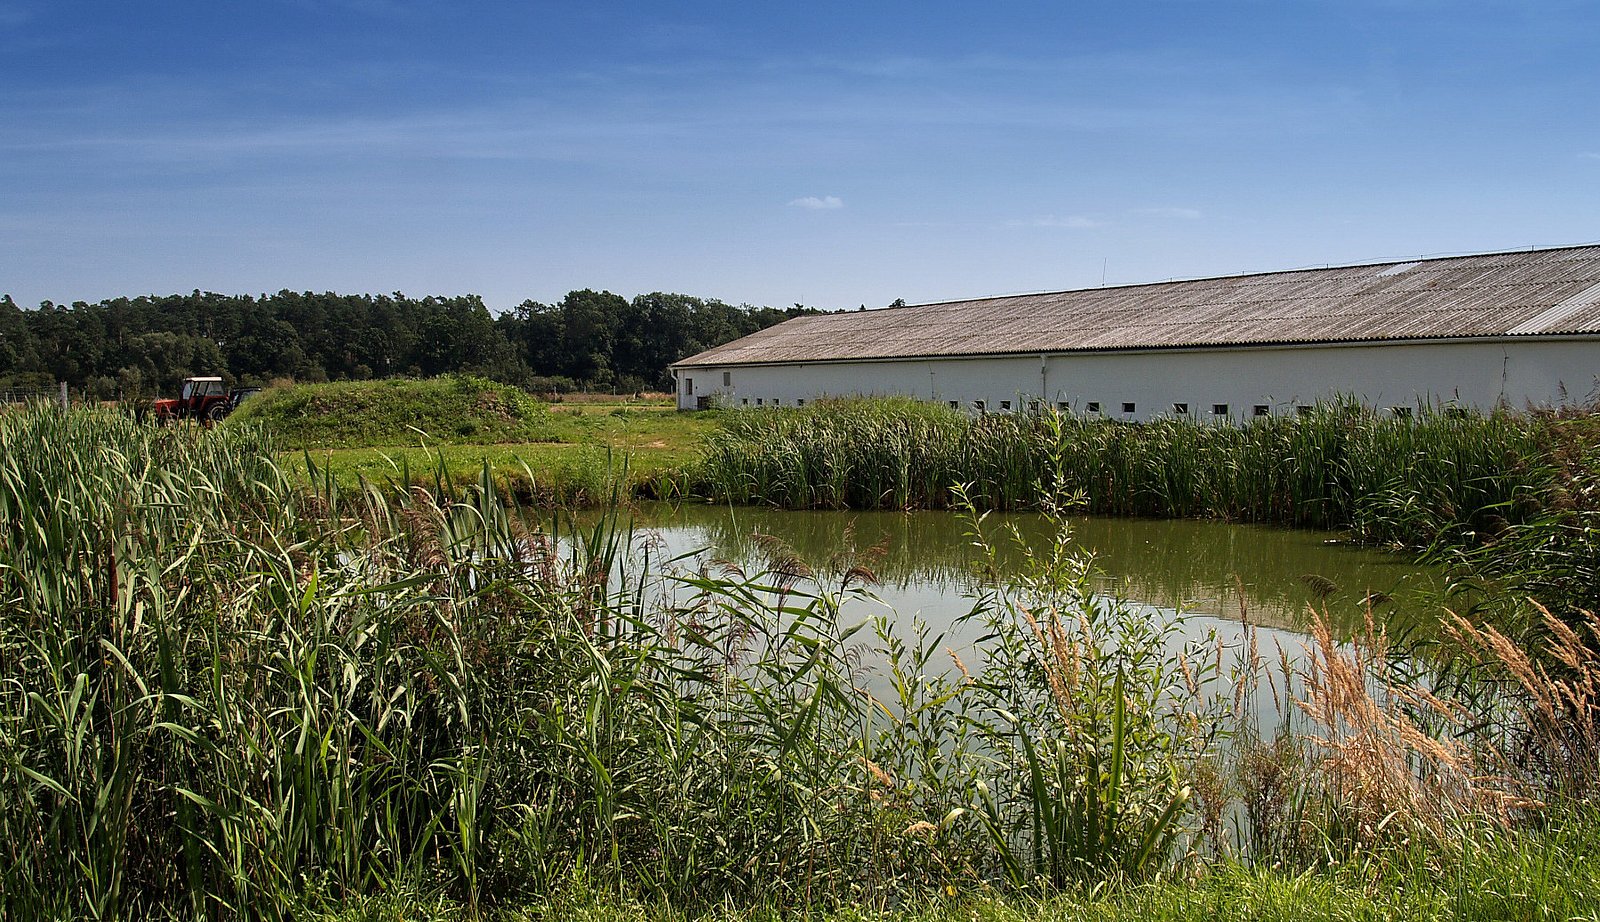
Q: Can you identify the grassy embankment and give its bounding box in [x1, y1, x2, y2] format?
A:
[316, 835, 1600, 921]
[6, 405, 1600, 919]
[225, 376, 715, 504]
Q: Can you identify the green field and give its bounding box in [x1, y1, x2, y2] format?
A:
[226, 377, 718, 502]
[295, 405, 716, 501]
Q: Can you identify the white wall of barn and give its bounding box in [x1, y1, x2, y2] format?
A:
[674, 338, 1600, 418]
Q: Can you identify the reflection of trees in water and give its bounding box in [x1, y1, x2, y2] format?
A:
[632, 505, 1443, 635]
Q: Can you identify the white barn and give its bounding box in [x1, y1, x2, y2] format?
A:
[671, 245, 1600, 420]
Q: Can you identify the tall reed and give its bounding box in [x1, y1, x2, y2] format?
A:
[3, 405, 1595, 917]
[693, 397, 1553, 546]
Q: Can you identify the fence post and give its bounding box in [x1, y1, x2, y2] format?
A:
[59, 381, 68, 410]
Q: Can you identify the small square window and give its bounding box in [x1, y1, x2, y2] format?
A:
[1253, 405, 1269, 417]
[741, 398, 748, 406]
[948, 400, 959, 409]
[796, 398, 805, 406]
[771, 398, 780, 407]
[685, 378, 694, 395]
[1000, 400, 1012, 411]
[1444, 407, 1468, 419]
[1390, 406, 1411, 418]
[1172, 403, 1189, 415]
[756, 398, 763, 406]
[1028, 399, 1041, 413]
[1086, 401, 1100, 413]
[722, 371, 731, 386]
[1296, 405, 1313, 417]
[974, 399, 987, 411]
[1057, 401, 1070, 411]
[1212, 404, 1229, 416]
[1121, 402, 1135, 414]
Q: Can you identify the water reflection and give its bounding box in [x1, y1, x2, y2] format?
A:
[619, 504, 1447, 639]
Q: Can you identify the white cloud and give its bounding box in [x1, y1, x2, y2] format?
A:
[1133, 206, 1202, 220]
[1009, 214, 1099, 229]
[788, 195, 844, 210]
[1582, 152, 1600, 161]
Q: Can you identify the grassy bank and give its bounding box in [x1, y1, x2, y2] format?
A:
[227, 375, 562, 448]
[310, 825, 1600, 919]
[226, 377, 714, 502]
[5, 406, 1600, 918]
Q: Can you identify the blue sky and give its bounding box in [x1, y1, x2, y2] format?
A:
[4, 1, 1598, 312]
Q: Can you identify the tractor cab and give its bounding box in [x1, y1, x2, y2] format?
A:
[153, 376, 231, 423]
[181, 377, 225, 402]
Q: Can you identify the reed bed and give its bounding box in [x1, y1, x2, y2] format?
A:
[3, 406, 1598, 919]
[695, 397, 1552, 544]
[699, 397, 1600, 645]
[0, 406, 1215, 916]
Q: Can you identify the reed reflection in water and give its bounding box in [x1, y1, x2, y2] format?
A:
[616, 503, 1447, 640]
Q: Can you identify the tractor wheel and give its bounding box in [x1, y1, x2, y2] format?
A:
[206, 403, 228, 424]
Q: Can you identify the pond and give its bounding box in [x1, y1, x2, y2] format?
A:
[603, 503, 1450, 652]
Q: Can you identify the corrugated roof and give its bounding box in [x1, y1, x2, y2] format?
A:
[674, 244, 1600, 368]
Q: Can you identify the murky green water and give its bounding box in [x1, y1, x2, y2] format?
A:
[614, 503, 1449, 643]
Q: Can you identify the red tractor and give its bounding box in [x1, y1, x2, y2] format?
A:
[153, 377, 258, 424]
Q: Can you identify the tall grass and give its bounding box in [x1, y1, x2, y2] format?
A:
[0, 406, 1205, 915]
[4, 405, 1599, 917]
[695, 397, 1552, 544]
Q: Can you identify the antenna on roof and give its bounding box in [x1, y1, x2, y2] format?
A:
[1101, 258, 1107, 287]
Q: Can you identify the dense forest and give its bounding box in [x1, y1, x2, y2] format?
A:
[0, 289, 823, 398]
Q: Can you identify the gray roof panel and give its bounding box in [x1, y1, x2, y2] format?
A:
[675, 245, 1600, 367]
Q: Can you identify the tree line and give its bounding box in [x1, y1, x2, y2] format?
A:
[0, 289, 823, 398]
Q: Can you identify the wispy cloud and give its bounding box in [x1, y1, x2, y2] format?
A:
[1133, 206, 1201, 220]
[789, 195, 843, 210]
[1581, 152, 1600, 161]
[1008, 214, 1099, 229]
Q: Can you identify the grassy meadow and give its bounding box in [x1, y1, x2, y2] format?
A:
[6, 403, 1600, 919]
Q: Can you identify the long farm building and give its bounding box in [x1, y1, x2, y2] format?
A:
[671, 244, 1600, 420]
